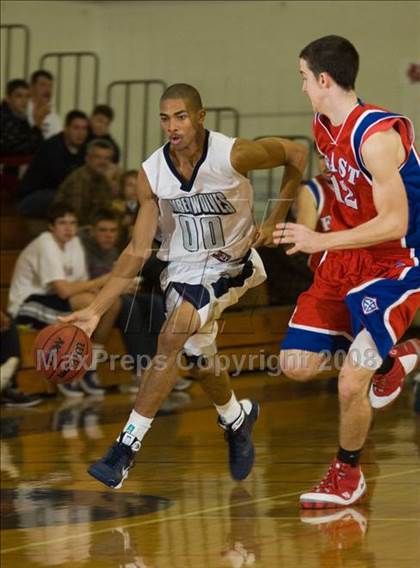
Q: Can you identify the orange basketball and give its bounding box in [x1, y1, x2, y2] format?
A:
[33, 324, 92, 384]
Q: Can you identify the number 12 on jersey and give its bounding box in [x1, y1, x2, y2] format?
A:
[330, 175, 358, 210]
[179, 215, 225, 252]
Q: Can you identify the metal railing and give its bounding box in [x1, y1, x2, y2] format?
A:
[39, 51, 99, 113]
[0, 24, 31, 84]
[205, 107, 240, 137]
[106, 79, 167, 168]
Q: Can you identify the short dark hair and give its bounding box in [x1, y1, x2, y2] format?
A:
[299, 35, 359, 91]
[92, 104, 114, 121]
[160, 83, 203, 111]
[121, 169, 138, 183]
[90, 208, 120, 226]
[6, 79, 29, 96]
[30, 69, 54, 85]
[86, 139, 114, 154]
[65, 110, 89, 127]
[48, 203, 77, 224]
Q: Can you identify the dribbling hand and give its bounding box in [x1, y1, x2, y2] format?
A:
[58, 308, 100, 338]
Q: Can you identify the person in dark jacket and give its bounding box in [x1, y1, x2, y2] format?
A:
[0, 79, 48, 157]
[17, 110, 89, 218]
[87, 104, 120, 163]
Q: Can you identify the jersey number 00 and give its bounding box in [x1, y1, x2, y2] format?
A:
[179, 215, 226, 252]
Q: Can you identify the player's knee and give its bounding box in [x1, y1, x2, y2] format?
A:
[279, 350, 318, 382]
[338, 367, 366, 404]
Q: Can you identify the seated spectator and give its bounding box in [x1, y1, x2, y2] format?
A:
[0, 79, 47, 157]
[88, 104, 120, 163]
[54, 139, 117, 226]
[112, 169, 139, 246]
[17, 110, 89, 219]
[79, 208, 120, 276]
[27, 69, 62, 140]
[79, 208, 191, 393]
[1, 310, 41, 407]
[8, 204, 122, 398]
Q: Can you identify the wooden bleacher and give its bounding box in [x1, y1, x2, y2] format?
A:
[0, 159, 294, 394]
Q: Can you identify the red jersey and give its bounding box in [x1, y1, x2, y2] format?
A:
[303, 174, 335, 271]
[313, 101, 420, 264]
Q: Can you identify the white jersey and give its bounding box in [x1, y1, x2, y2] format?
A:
[142, 130, 255, 266]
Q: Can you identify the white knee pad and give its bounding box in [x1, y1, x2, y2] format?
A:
[348, 329, 383, 371]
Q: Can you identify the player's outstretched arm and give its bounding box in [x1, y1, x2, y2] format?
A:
[273, 129, 409, 254]
[59, 169, 159, 336]
[231, 137, 308, 247]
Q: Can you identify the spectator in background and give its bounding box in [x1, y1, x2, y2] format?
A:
[8, 204, 122, 398]
[0, 79, 47, 156]
[17, 110, 88, 218]
[79, 208, 121, 276]
[1, 310, 41, 407]
[79, 208, 191, 393]
[27, 70, 62, 140]
[54, 139, 116, 226]
[88, 104, 120, 163]
[112, 169, 139, 246]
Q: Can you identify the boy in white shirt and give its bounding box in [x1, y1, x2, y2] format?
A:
[8, 204, 122, 397]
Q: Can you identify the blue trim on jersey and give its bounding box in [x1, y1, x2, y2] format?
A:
[163, 129, 210, 192]
[352, 111, 402, 180]
[281, 328, 351, 354]
[400, 150, 420, 250]
[212, 257, 253, 299]
[346, 266, 420, 359]
[304, 179, 321, 209]
[164, 251, 253, 312]
[170, 282, 211, 310]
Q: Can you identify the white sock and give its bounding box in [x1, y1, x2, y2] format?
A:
[215, 392, 244, 425]
[119, 409, 153, 448]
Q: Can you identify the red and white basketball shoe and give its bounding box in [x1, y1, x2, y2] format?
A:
[369, 339, 420, 409]
[300, 459, 366, 509]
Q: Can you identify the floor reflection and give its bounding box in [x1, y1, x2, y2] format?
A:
[1, 389, 192, 440]
[91, 525, 158, 568]
[1, 488, 173, 529]
[300, 507, 376, 567]
[1, 375, 419, 567]
[220, 486, 259, 567]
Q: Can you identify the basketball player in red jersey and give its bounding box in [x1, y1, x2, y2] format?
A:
[273, 36, 420, 508]
[295, 156, 335, 272]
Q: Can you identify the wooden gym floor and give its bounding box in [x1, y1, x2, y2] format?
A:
[1, 372, 419, 568]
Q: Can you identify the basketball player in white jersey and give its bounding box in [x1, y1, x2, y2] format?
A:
[60, 84, 307, 488]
